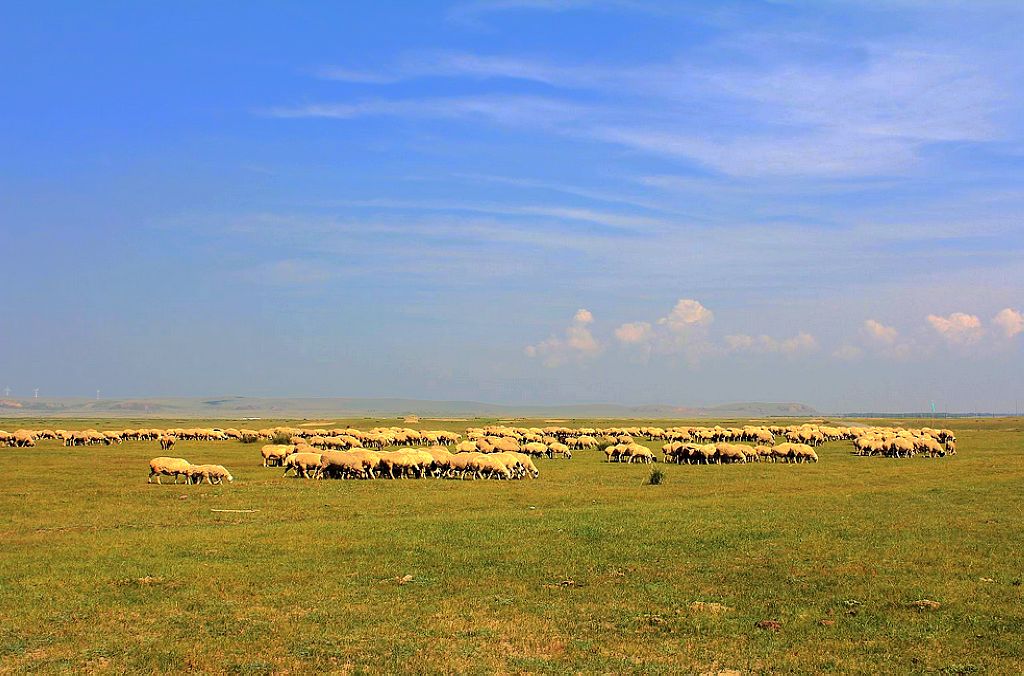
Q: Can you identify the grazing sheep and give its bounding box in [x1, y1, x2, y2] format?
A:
[283, 452, 323, 479]
[508, 452, 540, 478]
[449, 452, 485, 479]
[188, 464, 234, 485]
[470, 454, 513, 480]
[318, 451, 366, 479]
[347, 449, 383, 478]
[523, 442, 549, 457]
[12, 430, 35, 447]
[260, 444, 296, 467]
[548, 441, 572, 459]
[148, 457, 192, 484]
[158, 435, 175, 451]
[628, 447, 655, 464]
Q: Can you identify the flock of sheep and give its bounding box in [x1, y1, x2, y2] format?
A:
[0, 422, 958, 487]
[148, 457, 233, 485]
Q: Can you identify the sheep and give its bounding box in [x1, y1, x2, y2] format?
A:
[260, 444, 296, 467]
[148, 457, 192, 484]
[423, 447, 454, 477]
[469, 454, 513, 480]
[714, 443, 749, 464]
[627, 447, 655, 464]
[188, 464, 234, 485]
[448, 452, 485, 479]
[318, 450, 367, 479]
[454, 440, 478, 454]
[158, 435, 175, 451]
[548, 441, 572, 459]
[347, 449, 383, 478]
[13, 430, 35, 447]
[378, 450, 430, 479]
[283, 452, 323, 479]
[522, 442, 549, 457]
[508, 452, 540, 478]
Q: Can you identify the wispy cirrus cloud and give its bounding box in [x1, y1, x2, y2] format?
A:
[298, 28, 1016, 177]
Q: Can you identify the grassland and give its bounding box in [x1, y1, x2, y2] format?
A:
[1, 417, 1022, 674]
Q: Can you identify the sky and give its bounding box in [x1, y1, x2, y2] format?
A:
[1, 0, 1023, 413]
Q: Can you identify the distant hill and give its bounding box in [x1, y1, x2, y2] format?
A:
[0, 396, 819, 419]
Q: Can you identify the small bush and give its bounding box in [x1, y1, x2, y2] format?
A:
[646, 467, 666, 486]
[270, 433, 292, 445]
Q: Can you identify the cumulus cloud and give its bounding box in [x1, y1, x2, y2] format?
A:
[725, 332, 819, 356]
[993, 308, 1024, 339]
[525, 308, 601, 366]
[614, 298, 715, 363]
[614, 321, 652, 344]
[658, 299, 713, 333]
[862, 319, 899, 345]
[851, 318, 914, 359]
[573, 308, 594, 324]
[927, 312, 983, 344]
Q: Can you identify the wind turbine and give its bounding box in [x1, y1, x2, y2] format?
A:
[33, 388, 39, 399]
[3, 386, 9, 397]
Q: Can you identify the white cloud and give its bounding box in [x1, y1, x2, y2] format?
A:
[573, 308, 594, 324]
[993, 308, 1024, 338]
[658, 298, 713, 333]
[927, 312, 984, 344]
[613, 299, 715, 363]
[614, 321, 652, 344]
[862, 319, 899, 344]
[856, 318, 915, 359]
[525, 308, 601, 366]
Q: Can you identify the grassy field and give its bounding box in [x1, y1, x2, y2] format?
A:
[1, 417, 1022, 674]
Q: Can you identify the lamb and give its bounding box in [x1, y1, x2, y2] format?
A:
[148, 457, 192, 484]
[188, 464, 234, 485]
[158, 435, 175, 451]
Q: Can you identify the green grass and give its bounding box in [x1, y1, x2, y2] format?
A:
[1, 417, 1022, 673]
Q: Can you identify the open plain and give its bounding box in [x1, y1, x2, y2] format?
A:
[1, 417, 1022, 674]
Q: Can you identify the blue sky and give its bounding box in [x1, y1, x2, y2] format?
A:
[2, 1, 1023, 412]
